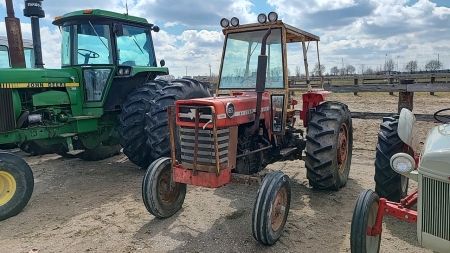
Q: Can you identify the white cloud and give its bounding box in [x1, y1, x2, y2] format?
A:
[163, 22, 178, 28]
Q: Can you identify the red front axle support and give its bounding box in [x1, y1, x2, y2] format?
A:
[367, 190, 418, 237]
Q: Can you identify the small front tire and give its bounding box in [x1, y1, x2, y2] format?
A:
[0, 152, 34, 221]
[142, 157, 186, 218]
[252, 171, 291, 245]
[350, 189, 381, 253]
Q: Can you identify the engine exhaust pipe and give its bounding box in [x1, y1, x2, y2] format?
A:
[23, 0, 45, 68]
[249, 27, 272, 135]
[5, 0, 26, 68]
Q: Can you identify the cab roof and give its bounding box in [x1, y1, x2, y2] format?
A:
[221, 20, 320, 43]
[52, 9, 152, 26]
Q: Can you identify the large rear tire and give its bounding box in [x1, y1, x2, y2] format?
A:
[145, 78, 211, 161]
[374, 116, 409, 202]
[19, 141, 54, 156]
[117, 81, 166, 168]
[305, 101, 353, 190]
[0, 152, 34, 221]
[350, 189, 381, 253]
[77, 144, 122, 161]
[252, 171, 291, 245]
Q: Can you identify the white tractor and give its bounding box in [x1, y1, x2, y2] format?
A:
[350, 107, 450, 253]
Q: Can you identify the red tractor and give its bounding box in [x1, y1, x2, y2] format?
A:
[142, 12, 353, 245]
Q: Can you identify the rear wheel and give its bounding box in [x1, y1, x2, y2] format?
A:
[19, 141, 54, 156]
[350, 189, 381, 253]
[374, 116, 409, 202]
[252, 171, 291, 245]
[118, 81, 166, 168]
[0, 152, 34, 221]
[145, 78, 211, 161]
[142, 157, 186, 218]
[77, 144, 122, 161]
[305, 101, 353, 190]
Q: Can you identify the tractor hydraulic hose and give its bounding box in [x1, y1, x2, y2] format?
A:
[249, 27, 272, 135]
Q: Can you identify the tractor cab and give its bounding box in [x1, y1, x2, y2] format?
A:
[52, 9, 168, 108]
[216, 13, 328, 133]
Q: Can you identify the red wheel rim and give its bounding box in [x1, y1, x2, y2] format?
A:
[271, 186, 288, 232]
[337, 123, 349, 173]
[159, 170, 181, 205]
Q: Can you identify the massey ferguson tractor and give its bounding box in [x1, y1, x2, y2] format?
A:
[142, 12, 354, 245]
[350, 108, 450, 253]
[0, 1, 211, 221]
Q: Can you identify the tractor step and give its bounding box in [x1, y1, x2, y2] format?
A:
[280, 147, 298, 157]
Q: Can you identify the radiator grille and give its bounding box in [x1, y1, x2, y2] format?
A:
[180, 127, 229, 166]
[178, 105, 212, 123]
[0, 89, 16, 133]
[421, 176, 450, 241]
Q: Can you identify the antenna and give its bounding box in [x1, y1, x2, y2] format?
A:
[125, 0, 129, 15]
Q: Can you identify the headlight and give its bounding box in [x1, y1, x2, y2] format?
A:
[124, 68, 130, 75]
[257, 13, 267, 23]
[390, 153, 415, 173]
[230, 17, 239, 27]
[268, 12, 278, 22]
[220, 18, 229, 28]
[118, 68, 124, 75]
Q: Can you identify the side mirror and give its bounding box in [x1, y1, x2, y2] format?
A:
[114, 23, 123, 36]
[152, 26, 160, 32]
[160, 59, 165, 67]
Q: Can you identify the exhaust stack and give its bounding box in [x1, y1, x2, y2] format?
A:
[23, 0, 45, 68]
[5, 0, 26, 68]
[249, 27, 272, 134]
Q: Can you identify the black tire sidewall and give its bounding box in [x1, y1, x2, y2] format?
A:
[0, 152, 34, 221]
[350, 189, 381, 252]
[142, 157, 186, 218]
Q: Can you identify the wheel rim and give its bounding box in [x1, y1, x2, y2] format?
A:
[158, 169, 181, 206]
[271, 186, 288, 232]
[337, 123, 349, 173]
[0, 171, 17, 206]
[366, 200, 380, 252]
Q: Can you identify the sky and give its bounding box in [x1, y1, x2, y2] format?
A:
[0, 0, 449, 77]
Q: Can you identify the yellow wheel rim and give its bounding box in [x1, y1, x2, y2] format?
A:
[0, 171, 17, 206]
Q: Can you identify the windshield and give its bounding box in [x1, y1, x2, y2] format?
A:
[0, 45, 35, 68]
[61, 23, 113, 65]
[219, 28, 283, 89]
[117, 25, 156, 66]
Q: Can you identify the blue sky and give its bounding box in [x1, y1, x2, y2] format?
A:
[1, 0, 449, 77]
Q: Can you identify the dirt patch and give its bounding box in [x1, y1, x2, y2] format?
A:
[1, 92, 445, 253]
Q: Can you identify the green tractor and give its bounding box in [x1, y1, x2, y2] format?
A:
[0, 1, 211, 221]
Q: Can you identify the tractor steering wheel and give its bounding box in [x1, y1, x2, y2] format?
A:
[78, 49, 100, 64]
[433, 108, 450, 123]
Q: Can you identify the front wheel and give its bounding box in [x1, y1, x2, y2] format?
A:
[350, 189, 381, 253]
[142, 157, 186, 218]
[0, 152, 34, 221]
[252, 171, 291, 245]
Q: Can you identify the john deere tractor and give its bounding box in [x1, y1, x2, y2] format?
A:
[0, 1, 210, 221]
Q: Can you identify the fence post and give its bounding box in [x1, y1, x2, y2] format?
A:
[398, 92, 414, 114]
[389, 77, 394, 95]
[353, 78, 358, 96]
[430, 75, 435, 95]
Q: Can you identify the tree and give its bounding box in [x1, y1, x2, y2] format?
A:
[359, 64, 365, 75]
[384, 59, 395, 74]
[364, 67, 375, 75]
[295, 66, 301, 77]
[313, 62, 325, 76]
[405, 60, 418, 73]
[425, 60, 443, 72]
[345, 64, 355, 75]
[330, 66, 339, 76]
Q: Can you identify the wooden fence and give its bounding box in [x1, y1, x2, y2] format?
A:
[194, 73, 450, 122]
